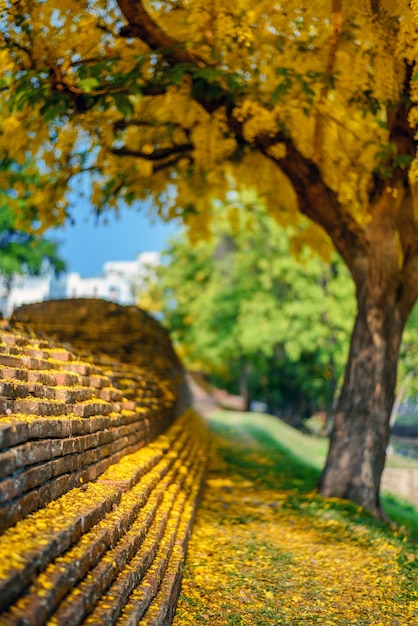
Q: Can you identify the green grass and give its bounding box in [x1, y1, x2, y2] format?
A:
[211, 409, 418, 469]
[209, 409, 418, 541]
[214, 410, 328, 467]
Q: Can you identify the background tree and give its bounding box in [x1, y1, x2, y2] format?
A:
[2, 1, 418, 515]
[147, 197, 355, 425]
[0, 202, 65, 302]
[391, 302, 418, 426]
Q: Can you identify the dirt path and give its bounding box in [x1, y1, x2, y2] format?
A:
[186, 374, 219, 417]
[173, 414, 418, 626]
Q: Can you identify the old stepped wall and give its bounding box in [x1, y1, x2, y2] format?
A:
[0, 299, 209, 626]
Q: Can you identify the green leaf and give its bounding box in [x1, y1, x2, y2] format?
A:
[79, 77, 100, 93]
[272, 80, 292, 103]
[192, 67, 223, 82]
[393, 154, 414, 169]
[301, 80, 315, 98]
[168, 64, 190, 85]
[112, 94, 134, 117]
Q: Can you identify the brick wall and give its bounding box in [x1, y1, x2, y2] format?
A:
[0, 300, 209, 625]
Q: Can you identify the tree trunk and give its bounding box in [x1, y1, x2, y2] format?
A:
[250, 79, 418, 518]
[318, 280, 405, 518]
[239, 361, 250, 410]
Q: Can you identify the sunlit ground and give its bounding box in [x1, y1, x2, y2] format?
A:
[173, 412, 418, 626]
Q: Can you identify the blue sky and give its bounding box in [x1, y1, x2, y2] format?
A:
[52, 204, 180, 277]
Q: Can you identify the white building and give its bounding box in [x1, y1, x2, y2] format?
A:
[0, 252, 159, 317]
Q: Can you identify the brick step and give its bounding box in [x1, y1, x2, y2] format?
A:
[0, 367, 86, 389]
[0, 419, 150, 532]
[0, 483, 121, 613]
[0, 379, 124, 406]
[0, 344, 74, 363]
[48, 439, 200, 625]
[2, 396, 114, 418]
[0, 345, 96, 377]
[0, 404, 162, 452]
[0, 366, 169, 409]
[87, 486, 187, 626]
[110, 374, 163, 398]
[0, 356, 118, 398]
[0, 417, 149, 483]
[138, 450, 206, 626]
[0, 380, 95, 403]
[0, 354, 58, 372]
[0, 413, 191, 591]
[0, 410, 208, 625]
[110, 453, 205, 626]
[0, 332, 50, 350]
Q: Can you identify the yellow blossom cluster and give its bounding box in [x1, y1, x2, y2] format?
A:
[191, 116, 237, 171]
[233, 100, 278, 143]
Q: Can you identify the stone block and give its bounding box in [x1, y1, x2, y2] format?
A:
[26, 417, 72, 440]
[72, 401, 112, 418]
[0, 449, 17, 479]
[0, 367, 28, 381]
[13, 399, 67, 417]
[0, 421, 29, 451]
[21, 356, 56, 371]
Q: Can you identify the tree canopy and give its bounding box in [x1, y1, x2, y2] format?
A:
[2, 1, 414, 249]
[2, 1, 418, 515]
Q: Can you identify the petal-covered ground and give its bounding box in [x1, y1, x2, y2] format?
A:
[173, 412, 418, 626]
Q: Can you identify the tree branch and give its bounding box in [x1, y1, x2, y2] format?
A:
[3, 35, 35, 69]
[115, 1, 233, 114]
[277, 139, 368, 271]
[370, 0, 380, 13]
[111, 143, 193, 161]
[225, 107, 367, 271]
[153, 154, 192, 173]
[116, 0, 206, 66]
[70, 55, 120, 67]
[113, 119, 174, 130]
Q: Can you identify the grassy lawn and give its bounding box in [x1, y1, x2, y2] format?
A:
[173, 410, 418, 626]
[211, 410, 418, 471]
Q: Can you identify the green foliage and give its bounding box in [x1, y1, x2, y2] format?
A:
[149, 199, 355, 419]
[396, 302, 418, 413]
[0, 202, 65, 291]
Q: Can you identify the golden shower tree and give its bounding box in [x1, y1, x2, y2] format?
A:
[1, 0, 418, 517]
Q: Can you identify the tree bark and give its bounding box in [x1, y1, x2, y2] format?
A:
[318, 269, 405, 517]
